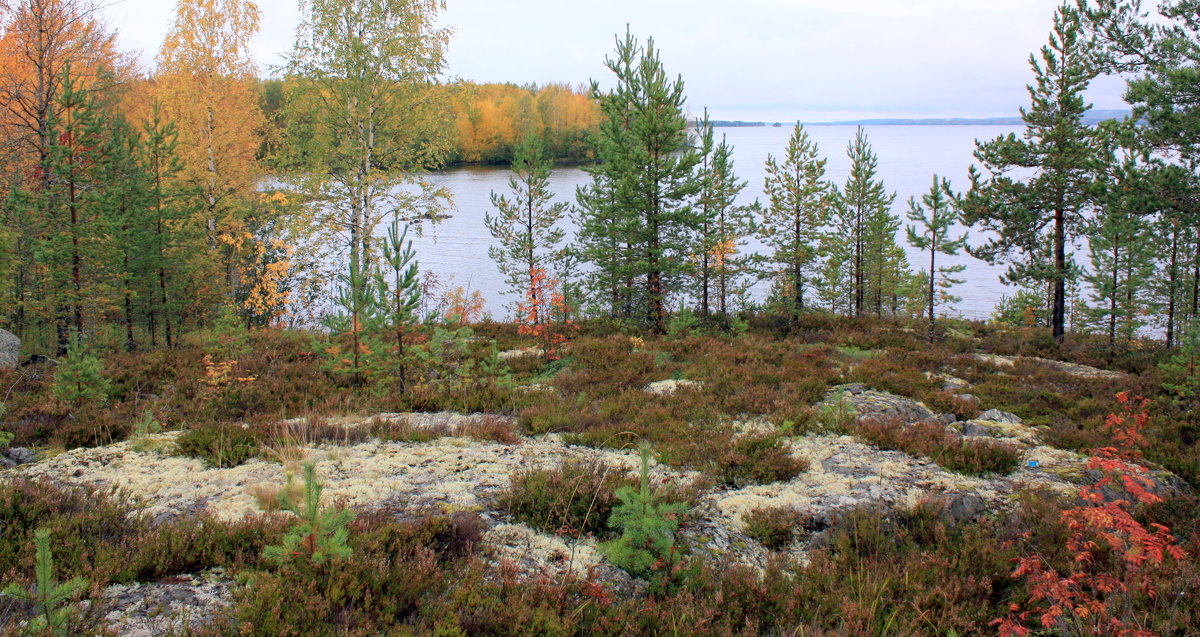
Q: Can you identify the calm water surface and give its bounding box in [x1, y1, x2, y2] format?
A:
[406, 124, 1025, 320]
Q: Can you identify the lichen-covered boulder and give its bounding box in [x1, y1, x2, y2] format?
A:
[823, 384, 935, 425]
[0, 329, 18, 370]
[978, 409, 1021, 424]
[644, 379, 702, 396]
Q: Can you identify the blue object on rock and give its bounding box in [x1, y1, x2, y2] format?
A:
[1027, 460, 1040, 468]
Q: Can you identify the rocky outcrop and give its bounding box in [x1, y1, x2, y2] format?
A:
[823, 384, 935, 425]
[973, 353, 1126, 380]
[100, 569, 234, 637]
[0, 328, 18, 370]
[6, 408, 1143, 622]
[953, 410, 1046, 447]
[644, 379, 702, 395]
[2, 447, 37, 466]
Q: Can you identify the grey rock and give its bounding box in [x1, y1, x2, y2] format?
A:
[961, 422, 995, 438]
[822, 386, 935, 425]
[978, 409, 1021, 424]
[3, 448, 36, 465]
[0, 329, 17, 370]
[830, 383, 869, 396]
[942, 494, 987, 523]
[935, 413, 956, 426]
[957, 394, 979, 405]
[941, 377, 970, 392]
[0, 456, 14, 470]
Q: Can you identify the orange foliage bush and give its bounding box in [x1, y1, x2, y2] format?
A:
[996, 393, 1187, 637]
[516, 267, 577, 360]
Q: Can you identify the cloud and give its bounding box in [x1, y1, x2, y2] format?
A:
[99, 0, 1126, 120]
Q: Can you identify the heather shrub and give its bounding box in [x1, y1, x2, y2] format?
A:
[500, 458, 635, 537]
[705, 434, 809, 487]
[854, 418, 1021, 476]
[742, 506, 808, 550]
[175, 424, 261, 468]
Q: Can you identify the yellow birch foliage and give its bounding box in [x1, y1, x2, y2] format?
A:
[155, 0, 264, 242]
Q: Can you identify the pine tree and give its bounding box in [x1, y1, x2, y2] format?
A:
[835, 128, 896, 317]
[375, 218, 422, 392]
[139, 102, 193, 348]
[757, 122, 829, 318]
[485, 133, 567, 320]
[2, 528, 87, 637]
[693, 112, 753, 317]
[264, 462, 354, 567]
[600, 446, 688, 587]
[963, 5, 1101, 341]
[906, 175, 968, 337]
[35, 65, 112, 354]
[574, 31, 702, 332]
[1084, 124, 1158, 351]
[816, 219, 855, 315]
[863, 200, 906, 317]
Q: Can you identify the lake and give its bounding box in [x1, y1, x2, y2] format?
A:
[406, 124, 1025, 321]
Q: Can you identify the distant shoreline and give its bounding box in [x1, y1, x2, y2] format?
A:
[707, 109, 1130, 128]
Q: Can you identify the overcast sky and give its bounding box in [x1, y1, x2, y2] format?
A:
[100, 0, 1129, 122]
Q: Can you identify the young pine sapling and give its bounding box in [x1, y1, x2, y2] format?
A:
[264, 462, 354, 567]
[2, 528, 87, 636]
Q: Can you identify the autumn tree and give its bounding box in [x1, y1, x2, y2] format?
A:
[905, 175, 968, 337]
[757, 122, 829, 318]
[284, 0, 453, 319]
[963, 5, 1101, 341]
[156, 0, 265, 306]
[485, 133, 567, 321]
[0, 0, 122, 338]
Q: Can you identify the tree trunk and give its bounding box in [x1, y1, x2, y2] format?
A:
[1052, 207, 1066, 342]
[1167, 230, 1179, 348]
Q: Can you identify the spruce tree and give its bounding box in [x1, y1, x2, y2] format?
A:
[963, 5, 1100, 341]
[485, 133, 567, 319]
[757, 122, 829, 318]
[905, 175, 968, 337]
[574, 31, 702, 332]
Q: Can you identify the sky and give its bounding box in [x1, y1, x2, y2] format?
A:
[99, 0, 1130, 122]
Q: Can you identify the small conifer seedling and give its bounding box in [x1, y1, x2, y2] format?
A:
[600, 446, 689, 583]
[264, 462, 354, 566]
[2, 528, 87, 636]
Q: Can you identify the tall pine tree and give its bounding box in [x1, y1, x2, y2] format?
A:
[906, 175, 967, 337]
[963, 5, 1101, 341]
[693, 112, 753, 317]
[834, 128, 896, 317]
[757, 122, 829, 318]
[574, 31, 701, 332]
